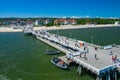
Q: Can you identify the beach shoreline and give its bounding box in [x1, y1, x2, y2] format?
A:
[0, 27, 22, 32]
[0, 24, 120, 32]
[34, 24, 120, 30]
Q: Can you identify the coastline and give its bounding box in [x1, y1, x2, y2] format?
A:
[34, 24, 120, 30]
[0, 24, 120, 32]
[0, 27, 22, 32]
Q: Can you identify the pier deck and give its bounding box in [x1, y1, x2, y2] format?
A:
[76, 46, 117, 69]
[27, 29, 120, 79]
[36, 31, 120, 75]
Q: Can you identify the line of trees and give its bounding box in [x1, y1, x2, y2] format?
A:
[76, 18, 120, 24]
[0, 18, 120, 27]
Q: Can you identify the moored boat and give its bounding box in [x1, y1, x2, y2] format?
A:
[46, 50, 60, 55]
[51, 57, 68, 69]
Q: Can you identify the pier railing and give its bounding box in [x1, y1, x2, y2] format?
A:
[85, 42, 103, 49]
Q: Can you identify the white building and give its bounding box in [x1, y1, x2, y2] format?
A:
[35, 20, 39, 26]
[44, 19, 50, 24]
[115, 21, 120, 25]
[35, 19, 51, 26]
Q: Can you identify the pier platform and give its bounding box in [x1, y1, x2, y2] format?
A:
[26, 29, 120, 80]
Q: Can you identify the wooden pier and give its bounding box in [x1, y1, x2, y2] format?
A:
[24, 29, 120, 80]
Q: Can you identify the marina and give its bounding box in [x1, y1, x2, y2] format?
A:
[23, 27, 120, 80]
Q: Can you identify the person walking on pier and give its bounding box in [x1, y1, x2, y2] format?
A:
[79, 53, 82, 58]
[84, 53, 87, 60]
[94, 46, 98, 51]
[112, 55, 117, 63]
[114, 55, 117, 63]
[94, 54, 97, 60]
[112, 55, 115, 63]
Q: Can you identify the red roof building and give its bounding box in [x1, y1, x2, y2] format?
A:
[54, 19, 77, 25]
[67, 19, 77, 25]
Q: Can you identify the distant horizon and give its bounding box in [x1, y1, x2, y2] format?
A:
[0, 16, 120, 19]
[0, 0, 120, 18]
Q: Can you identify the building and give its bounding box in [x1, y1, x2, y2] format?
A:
[44, 19, 51, 24]
[86, 22, 97, 25]
[115, 21, 120, 25]
[3, 20, 10, 25]
[26, 20, 33, 27]
[67, 19, 77, 25]
[9, 21, 17, 26]
[54, 19, 67, 25]
[35, 19, 51, 26]
[35, 20, 39, 26]
[54, 19, 77, 25]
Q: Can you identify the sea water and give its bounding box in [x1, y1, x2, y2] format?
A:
[49, 26, 120, 46]
[0, 32, 94, 80]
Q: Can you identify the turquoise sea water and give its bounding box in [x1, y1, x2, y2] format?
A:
[0, 27, 120, 80]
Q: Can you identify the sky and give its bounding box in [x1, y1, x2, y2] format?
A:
[0, 0, 120, 18]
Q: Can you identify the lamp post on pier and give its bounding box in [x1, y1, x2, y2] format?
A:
[57, 30, 59, 35]
[91, 36, 93, 46]
[69, 33, 71, 39]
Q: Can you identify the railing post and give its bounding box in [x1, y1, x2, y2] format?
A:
[77, 65, 82, 76]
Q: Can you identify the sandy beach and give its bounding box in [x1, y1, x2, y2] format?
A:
[34, 24, 120, 30]
[0, 27, 22, 32]
[0, 24, 120, 32]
